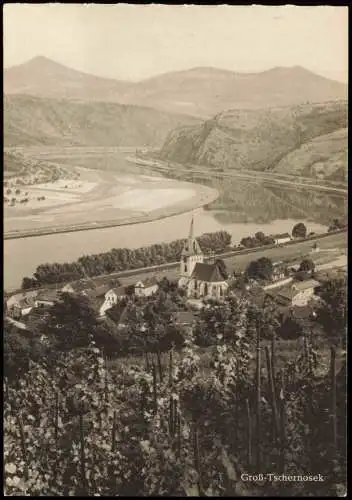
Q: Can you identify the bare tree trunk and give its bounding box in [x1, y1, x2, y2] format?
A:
[79, 413, 87, 495]
[157, 350, 163, 383]
[169, 350, 173, 387]
[330, 346, 337, 455]
[246, 398, 252, 468]
[152, 361, 158, 414]
[271, 331, 276, 383]
[279, 369, 286, 473]
[256, 326, 261, 469]
[265, 346, 280, 440]
[193, 425, 204, 496]
[111, 410, 117, 452]
[145, 351, 150, 371]
[17, 412, 28, 480]
[234, 360, 240, 447]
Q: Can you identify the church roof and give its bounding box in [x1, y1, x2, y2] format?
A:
[191, 262, 227, 283]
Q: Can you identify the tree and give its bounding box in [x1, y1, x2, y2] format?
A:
[246, 257, 274, 281]
[254, 232, 265, 243]
[294, 270, 310, 281]
[299, 258, 315, 273]
[41, 293, 108, 351]
[15, 188, 21, 195]
[292, 222, 307, 239]
[22, 277, 39, 290]
[315, 277, 347, 347]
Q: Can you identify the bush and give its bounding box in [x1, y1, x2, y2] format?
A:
[292, 222, 307, 238]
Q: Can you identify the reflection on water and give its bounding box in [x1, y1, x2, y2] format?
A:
[4, 207, 327, 291]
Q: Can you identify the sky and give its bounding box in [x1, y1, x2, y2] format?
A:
[3, 4, 348, 83]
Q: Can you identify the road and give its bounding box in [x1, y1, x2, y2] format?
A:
[130, 157, 348, 195]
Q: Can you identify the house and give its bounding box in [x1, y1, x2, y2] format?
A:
[178, 216, 228, 299]
[7, 290, 38, 310]
[34, 289, 62, 308]
[272, 263, 287, 281]
[61, 280, 94, 295]
[10, 296, 36, 319]
[85, 286, 120, 317]
[271, 233, 292, 245]
[134, 277, 159, 297]
[268, 278, 321, 307]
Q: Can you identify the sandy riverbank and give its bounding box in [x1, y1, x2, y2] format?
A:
[4, 169, 219, 237]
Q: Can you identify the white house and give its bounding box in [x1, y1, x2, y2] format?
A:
[272, 233, 292, 245]
[85, 286, 121, 317]
[178, 216, 228, 300]
[134, 278, 159, 297]
[11, 296, 36, 319]
[269, 278, 321, 307]
[6, 290, 38, 310]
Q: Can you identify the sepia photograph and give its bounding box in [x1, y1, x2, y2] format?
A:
[3, 4, 348, 496]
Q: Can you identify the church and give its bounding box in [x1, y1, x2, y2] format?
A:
[178, 216, 229, 299]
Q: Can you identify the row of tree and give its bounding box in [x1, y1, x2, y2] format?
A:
[240, 223, 310, 250]
[240, 231, 275, 249]
[22, 230, 232, 289]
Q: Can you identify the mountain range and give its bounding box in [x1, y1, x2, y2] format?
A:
[4, 56, 347, 118]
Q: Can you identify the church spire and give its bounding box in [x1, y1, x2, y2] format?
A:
[188, 214, 195, 248]
[182, 214, 202, 256]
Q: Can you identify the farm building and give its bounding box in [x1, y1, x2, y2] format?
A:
[271, 233, 292, 245]
[267, 278, 321, 308]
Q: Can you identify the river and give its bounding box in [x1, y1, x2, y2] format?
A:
[4, 207, 327, 291]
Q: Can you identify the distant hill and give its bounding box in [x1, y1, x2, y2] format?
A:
[4, 95, 200, 147]
[123, 66, 347, 118]
[4, 57, 348, 118]
[159, 101, 348, 180]
[4, 56, 132, 103]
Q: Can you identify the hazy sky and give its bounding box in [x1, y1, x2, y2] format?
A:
[4, 4, 348, 82]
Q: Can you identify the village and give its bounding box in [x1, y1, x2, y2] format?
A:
[5, 216, 346, 342]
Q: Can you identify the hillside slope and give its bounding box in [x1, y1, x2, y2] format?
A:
[4, 95, 200, 147]
[5, 58, 347, 118]
[273, 128, 348, 182]
[159, 101, 348, 178]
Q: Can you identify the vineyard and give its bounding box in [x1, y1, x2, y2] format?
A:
[4, 314, 347, 496]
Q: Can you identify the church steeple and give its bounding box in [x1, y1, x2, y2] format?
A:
[180, 214, 204, 278]
[182, 215, 202, 257]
